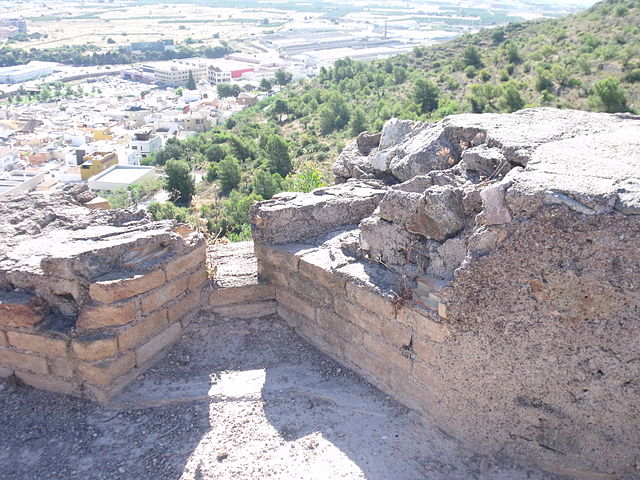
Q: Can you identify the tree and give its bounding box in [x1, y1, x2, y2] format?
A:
[205, 144, 226, 163]
[186, 70, 196, 90]
[491, 28, 505, 44]
[274, 68, 293, 86]
[501, 83, 525, 112]
[218, 156, 242, 192]
[286, 162, 325, 193]
[154, 141, 185, 166]
[318, 92, 350, 134]
[535, 68, 553, 92]
[253, 170, 282, 199]
[393, 66, 407, 85]
[165, 159, 195, 205]
[269, 98, 289, 123]
[504, 41, 521, 64]
[413, 78, 440, 114]
[260, 77, 273, 90]
[462, 44, 483, 68]
[221, 190, 262, 234]
[591, 77, 629, 113]
[265, 135, 292, 176]
[349, 107, 367, 136]
[217, 83, 241, 98]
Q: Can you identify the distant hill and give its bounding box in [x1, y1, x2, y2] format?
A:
[145, 0, 639, 240]
[262, 0, 639, 163]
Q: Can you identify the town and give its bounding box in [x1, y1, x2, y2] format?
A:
[0, 0, 583, 204]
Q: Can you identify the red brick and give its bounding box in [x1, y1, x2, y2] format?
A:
[345, 282, 396, 319]
[165, 244, 206, 280]
[89, 269, 166, 304]
[15, 371, 79, 396]
[140, 275, 190, 316]
[276, 289, 316, 322]
[6, 331, 68, 357]
[135, 322, 181, 366]
[76, 300, 137, 330]
[0, 292, 46, 328]
[72, 334, 117, 362]
[0, 347, 48, 374]
[209, 284, 275, 307]
[118, 309, 168, 352]
[78, 351, 136, 386]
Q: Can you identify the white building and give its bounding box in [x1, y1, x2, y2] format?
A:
[129, 131, 162, 165]
[0, 170, 45, 196]
[88, 165, 156, 192]
[0, 62, 55, 84]
[140, 60, 208, 87]
[208, 66, 231, 85]
[0, 147, 17, 171]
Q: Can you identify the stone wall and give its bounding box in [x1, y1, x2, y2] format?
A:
[0, 187, 206, 402]
[255, 239, 450, 421]
[252, 109, 640, 480]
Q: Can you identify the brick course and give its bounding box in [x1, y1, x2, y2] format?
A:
[89, 270, 166, 304]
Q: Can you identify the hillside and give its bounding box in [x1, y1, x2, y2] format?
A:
[142, 0, 640, 240]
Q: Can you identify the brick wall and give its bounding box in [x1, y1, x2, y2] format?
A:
[0, 243, 207, 402]
[255, 242, 451, 416]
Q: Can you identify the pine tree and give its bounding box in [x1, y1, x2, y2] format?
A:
[165, 159, 195, 205]
[186, 70, 196, 90]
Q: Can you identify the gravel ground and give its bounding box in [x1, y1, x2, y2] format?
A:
[0, 313, 561, 480]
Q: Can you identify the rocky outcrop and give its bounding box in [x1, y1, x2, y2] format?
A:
[253, 108, 640, 479]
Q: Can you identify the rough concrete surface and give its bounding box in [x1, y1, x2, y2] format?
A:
[0, 312, 561, 480]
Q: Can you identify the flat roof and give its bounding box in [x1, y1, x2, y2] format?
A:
[0, 62, 55, 75]
[90, 165, 155, 185]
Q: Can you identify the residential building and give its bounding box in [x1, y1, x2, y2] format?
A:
[208, 66, 231, 85]
[237, 92, 258, 107]
[80, 151, 118, 181]
[123, 106, 151, 128]
[129, 131, 162, 164]
[0, 147, 17, 171]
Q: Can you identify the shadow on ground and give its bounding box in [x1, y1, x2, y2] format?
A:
[0, 313, 561, 480]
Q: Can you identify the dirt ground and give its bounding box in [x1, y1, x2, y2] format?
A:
[0, 313, 561, 480]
